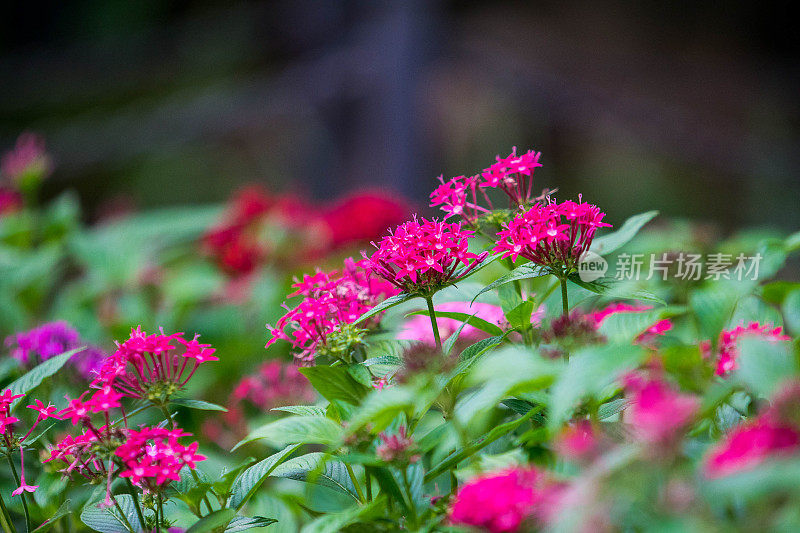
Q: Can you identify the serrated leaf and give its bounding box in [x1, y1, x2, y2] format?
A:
[590, 210, 659, 255]
[230, 444, 302, 510]
[7, 347, 84, 411]
[471, 264, 548, 304]
[170, 398, 228, 412]
[186, 509, 236, 533]
[299, 366, 370, 405]
[270, 405, 327, 417]
[225, 516, 278, 532]
[232, 416, 343, 451]
[270, 453, 359, 500]
[354, 293, 416, 325]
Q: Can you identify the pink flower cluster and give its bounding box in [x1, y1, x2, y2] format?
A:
[91, 326, 218, 402]
[116, 427, 205, 490]
[376, 426, 420, 464]
[591, 303, 673, 345]
[2, 389, 58, 496]
[555, 420, 598, 461]
[705, 380, 800, 478]
[364, 217, 487, 294]
[701, 322, 789, 376]
[448, 467, 562, 533]
[0, 188, 22, 215]
[494, 198, 610, 271]
[233, 360, 315, 410]
[267, 258, 397, 362]
[624, 374, 699, 446]
[430, 148, 543, 221]
[0, 132, 51, 184]
[4, 321, 107, 378]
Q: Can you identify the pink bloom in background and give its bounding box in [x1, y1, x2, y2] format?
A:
[267, 258, 397, 363]
[4, 321, 107, 379]
[1, 132, 52, 184]
[704, 419, 800, 478]
[320, 191, 410, 249]
[590, 303, 673, 345]
[91, 326, 217, 401]
[448, 467, 562, 533]
[494, 198, 610, 271]
[624, 374, 699, 445]
[0, 188, 22, 215]
[701, 322, 789, 376]
[555, 420, 598, 461]
[364, 217, 487, 294]
[376, 426, 420, 464]
[233, 359, 315, 410]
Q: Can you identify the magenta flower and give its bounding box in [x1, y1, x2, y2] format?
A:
[448, 467, 562, 533]
[116, 426, 205, 490]
[0, 188, 22, 215]
[4, 321, 107, 379]
[555, 420, 598, 461]
[701, 322, 790, 376]
[376, 426, 420, 464]
[705, 419, 800, 478]
[624, 374, 699, 446]
[480, 148, 543, 206]
[430, 174, 490, 223]
[494, 198, 610, 272]
[267, 258, 397, 363]
[90, 326, 217, 402]
[364, 217, 488, 294]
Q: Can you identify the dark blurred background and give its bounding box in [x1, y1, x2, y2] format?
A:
[2, 0, 799, 230]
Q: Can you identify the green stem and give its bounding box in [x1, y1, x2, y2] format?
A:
[110, 496, 135, 533]
[5, 454, 31, 533]
[344, 463, 365, 503]
[123, 478, 147, 532]
[0, 492, 17, 533]
[364, 467, 373, 502]
[425, 296, 442, 351]
[156, 493, 163, 533]
[560, 277, 569, 316]
[400, 467, 419, 527]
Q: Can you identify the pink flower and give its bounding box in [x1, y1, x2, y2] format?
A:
[705, 419, 800, 478]
[267, 258, 398, 363]
[364, 217, 487, 294]
[376, 426, 419, 464]
[1, 132, 52, 184]
[0, 188, 22, 215]
[624, 375, 699, 445]
[90, 327, 217, 402]
[555, 420, 598, 460]
[116, 426, 205, 490]
[232, 360, 315, 410]
[429, 174, 490, 223]
[27, 399, 57, 421]
[320, 190, 410, 248]
[448, 467, 562, 533]
[701, 322, 790, 376]
[480, 148, 543, 206]
[494, 198, 610, 272]
[4, 321, 107, 378]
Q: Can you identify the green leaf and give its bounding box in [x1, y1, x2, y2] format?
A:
[443, 316, 473, 358]
[590, 210, 659, 255]
[232, 416, 343, 451]
[225, 517, 278, 532]
[354, 293, 416, 325]
[704, 457, 800, 503]
[568, 275, 666, 305]
[346, 386, 416, 432]
[424, 407, 542, 483]
[783, 288, 800, 337]
[470, 264, 547, 304]
[186, 509, 236, 533]
[299, 366, 370, 405]
[270, 453, 359, 500]
[405, 309, 503, 336]
[32, 500, 73, 533]
[598, 306, 684, 343]
[170, 398, 228, 412]
[270, 405, 327, 417]
[548, 343, 647, 431]
[690, 287, 740, 341]
[598, 398, 629, 420]
[229, 444, 302, 510]
[734, 337, 796, 398]
[7, 347, 84, 411]
[81, 495, 141, 533]
[361, 355, 403, 367]
[505, 300, 535, 331]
